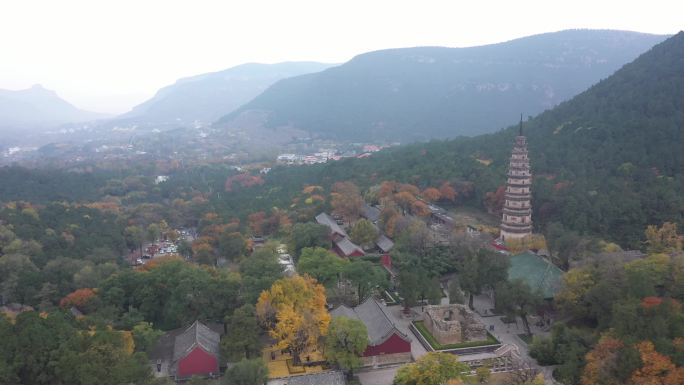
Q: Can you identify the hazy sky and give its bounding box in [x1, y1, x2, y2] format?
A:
[0, 0, 680, 114]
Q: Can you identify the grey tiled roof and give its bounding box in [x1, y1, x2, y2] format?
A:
[172, 320, 220, 362]
[285, 371, 346, 385]
[315, 212, 347, 237]
[331, 298, 410, 346]
[330, 304, 357, 320]
[361, 203, 381, 223]
[334, 237, 364, 256]
[375, 234, 394, 253]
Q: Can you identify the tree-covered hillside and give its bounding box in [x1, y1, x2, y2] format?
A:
[219, 31, 684, 248]
[117, 62, 333, 125]
[218, 30, 666, 142]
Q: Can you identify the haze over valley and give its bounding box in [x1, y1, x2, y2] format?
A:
[0, 29, 669, 165]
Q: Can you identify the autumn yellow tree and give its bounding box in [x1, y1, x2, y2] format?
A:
[256, 275, 330, 364]
[556, 268, 596, 319]
[645, 222, 682, 254]
[394, 352, 469, 385]
[504, 234, 547, 254]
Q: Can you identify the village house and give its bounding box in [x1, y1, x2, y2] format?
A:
[359, 203, 396, 254]
[315, 212, 347, 238]
[360, 203, 381, 224]
[315, 212, 365, 257]
[333, 236, 365, 258]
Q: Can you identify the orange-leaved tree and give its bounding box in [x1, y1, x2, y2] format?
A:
[330, 181, 363, 223]
[60, 288, 97, 312]
[629, 341, 684, 385]
[439, 182, 457, 202]
[256, 275, 330, 364]
[248, 211, 267, 235]
[411, 199, 431, 217]
[394, 191, 417, 214]
[581, 336, 624, 385]
[421, 187, 441, 203]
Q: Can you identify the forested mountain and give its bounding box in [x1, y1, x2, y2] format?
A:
[0, 85, 107, 130]
[117, 62, 333, 125]
[218, 30, 667, 142]
[512, 29, 684, 246]
[212, 31, 684, 248]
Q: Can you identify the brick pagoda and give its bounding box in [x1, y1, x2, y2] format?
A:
[500, 118, 532, 241]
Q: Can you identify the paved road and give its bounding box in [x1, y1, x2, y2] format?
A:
[357, 366, 400, 385]
[470, 294, 556, 384]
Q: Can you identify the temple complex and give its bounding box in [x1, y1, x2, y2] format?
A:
[500, 118, 533, 241]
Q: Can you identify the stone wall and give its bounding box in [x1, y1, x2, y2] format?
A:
[460, 307, 487, 341]
[423, 304, 487, 345]
[362, 352, 412, 367]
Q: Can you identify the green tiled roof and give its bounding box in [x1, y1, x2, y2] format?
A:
[508, 251, 563, 299]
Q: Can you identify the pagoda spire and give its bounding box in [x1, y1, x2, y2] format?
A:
[519, 114, 523, 136]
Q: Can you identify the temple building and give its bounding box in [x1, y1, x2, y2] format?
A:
[500, 118, 533, 241]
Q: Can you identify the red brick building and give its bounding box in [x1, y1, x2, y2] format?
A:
[149, 320, 222, 381]
[331, 298, 411, 366]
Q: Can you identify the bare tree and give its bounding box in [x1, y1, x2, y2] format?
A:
[508, 361, 538, 385]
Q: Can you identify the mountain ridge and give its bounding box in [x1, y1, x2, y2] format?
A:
[218, 29, 669, 142]
[0, 84, 108, 129]
[117, 61, 335, 125]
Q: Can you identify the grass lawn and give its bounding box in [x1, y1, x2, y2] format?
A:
[413, 320, 499, 350]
